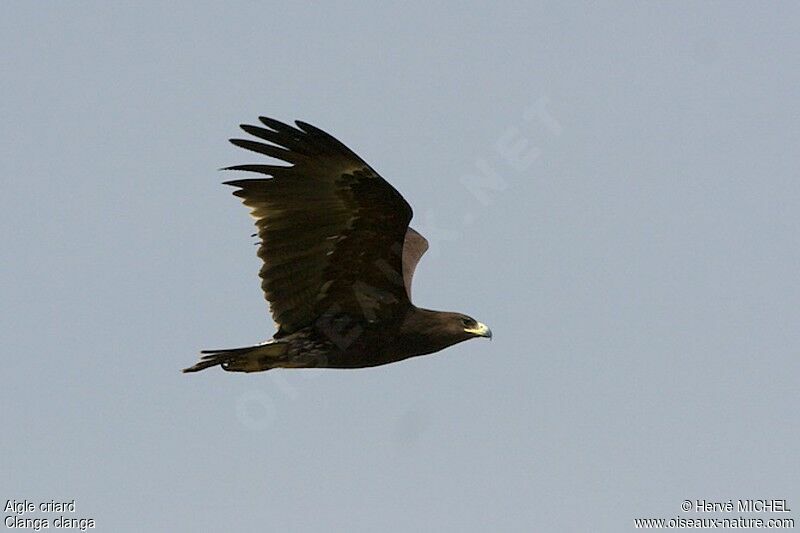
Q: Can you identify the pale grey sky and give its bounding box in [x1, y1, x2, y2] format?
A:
[2, 2, 798, 532]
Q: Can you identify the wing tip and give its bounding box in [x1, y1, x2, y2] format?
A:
[259, 116, 300, 133]
[222, 178, 251, 188]
[220, 164, 288, 176]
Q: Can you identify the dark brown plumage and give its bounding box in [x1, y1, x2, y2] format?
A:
[183, 116, 491, 373]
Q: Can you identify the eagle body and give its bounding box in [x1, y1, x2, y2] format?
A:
[184, 117, 490, 374]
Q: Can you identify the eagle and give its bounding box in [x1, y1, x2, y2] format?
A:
[183, 116, 491, 373]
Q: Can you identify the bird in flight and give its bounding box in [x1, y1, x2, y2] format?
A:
[183, 117, 491, 373]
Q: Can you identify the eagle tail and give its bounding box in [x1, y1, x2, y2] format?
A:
[182, 341, 288, 373]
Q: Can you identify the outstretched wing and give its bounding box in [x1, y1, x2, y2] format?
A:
[224, 117, 413, 334]
[402, 227, 428, 300]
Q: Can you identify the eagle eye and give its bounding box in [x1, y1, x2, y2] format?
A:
[461, 317, 473, 328]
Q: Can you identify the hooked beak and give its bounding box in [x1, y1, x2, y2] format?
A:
[464, 322, 492, 339]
